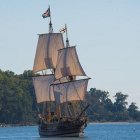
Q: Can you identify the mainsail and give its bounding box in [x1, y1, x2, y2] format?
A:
[32, 32, 65, 103]
[33, 33, 65, 72]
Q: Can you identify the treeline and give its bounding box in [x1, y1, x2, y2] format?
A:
[0, 69, 37, 124]
[86, 88, 140, 122]
[0, 69, 140, 124]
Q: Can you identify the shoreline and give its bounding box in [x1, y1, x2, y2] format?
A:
[1, 121, 140, 128]
[89, 121, 140, 124]
[0, 123, 37, 128]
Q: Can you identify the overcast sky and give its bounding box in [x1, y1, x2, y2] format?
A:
[0, 0, 140, 107]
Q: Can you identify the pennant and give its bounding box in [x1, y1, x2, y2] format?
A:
[59, 27, 66, 33]
[42, 8, 50, 18]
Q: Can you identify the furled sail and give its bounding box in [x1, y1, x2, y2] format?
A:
[32, 75, 55, 103]
[55, 46, 86, 80]
[52, 79, 89, 104]
[33, 33, 65, 72]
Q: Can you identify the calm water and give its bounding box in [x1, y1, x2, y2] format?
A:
[0, 123, 140, 140]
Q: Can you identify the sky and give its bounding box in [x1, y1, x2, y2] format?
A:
[0, 0, 140, 107]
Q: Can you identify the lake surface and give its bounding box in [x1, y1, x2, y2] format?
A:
[0, 123, 140, 140]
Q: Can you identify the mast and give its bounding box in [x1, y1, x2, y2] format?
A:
[49, 6, 53, 33]
[65, 24, 70, 48]
[42, 6, 53, 118]
[65, 25, 75, 81]
[33, 6, 65, 121]
[52, 25, 90, 118]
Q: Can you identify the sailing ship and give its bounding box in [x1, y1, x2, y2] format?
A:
[32, 7, 90, 137]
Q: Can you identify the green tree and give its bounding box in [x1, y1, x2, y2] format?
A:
[113, 92, 129, 121]
[128, 102, 139, 120]
[0, 69, 37, 124]
[86, 88, 114, 121]
[114, 92, 128, 112]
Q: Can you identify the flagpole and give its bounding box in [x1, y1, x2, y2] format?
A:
[49, 5, 53, 33]
[65, 24, 69, 47]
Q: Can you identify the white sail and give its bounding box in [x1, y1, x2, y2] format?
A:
[52, 79, 89, 104]
[33, 33, 65, 72]
[32, 75, 55, 103]
[55, 46, 86, 80]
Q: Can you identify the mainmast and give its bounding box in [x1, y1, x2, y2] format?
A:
[42, 6, 53, 33]
[48, 6, 53, 33]
[33, 6, 65, 121]
[34, 7, 65, 74]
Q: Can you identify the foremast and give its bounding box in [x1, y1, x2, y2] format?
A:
[52, 25, 90, 119]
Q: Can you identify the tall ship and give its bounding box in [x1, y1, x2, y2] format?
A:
[32, 7, 90, 137]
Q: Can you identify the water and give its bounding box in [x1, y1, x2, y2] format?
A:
[0, 123, 140, 140]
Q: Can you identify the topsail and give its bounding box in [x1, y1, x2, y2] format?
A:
[33, 33, 64, 72]
[55, 46, 86, 80]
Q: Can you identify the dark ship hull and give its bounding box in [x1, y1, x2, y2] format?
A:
[39, 118, 87, 137]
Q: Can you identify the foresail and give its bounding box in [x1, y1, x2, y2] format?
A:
[33, 33, 64, 72]
[52, 79, 89, 104]
[32, 75, 55, 103]
[55, 47, 86, 80]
